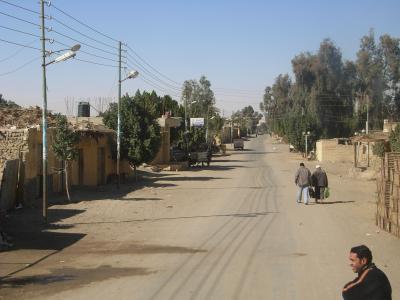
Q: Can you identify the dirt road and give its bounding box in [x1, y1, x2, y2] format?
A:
[1, 135, 399, 299]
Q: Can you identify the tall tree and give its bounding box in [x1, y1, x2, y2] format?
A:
[102, 91, 161, 177]
[356, 29, 385, 129]
[52, 115, 79, 201]
[380, 34, 400, 119]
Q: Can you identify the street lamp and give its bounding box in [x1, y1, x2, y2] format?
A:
[302, 131, 311, 158]
[206, 115, 215, 142]
[41, 0, 81, 224]
[117, 69, 139, 188]
[184, 100, 197, 154]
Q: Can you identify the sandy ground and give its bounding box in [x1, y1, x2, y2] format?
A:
[0, 135, 399, 299]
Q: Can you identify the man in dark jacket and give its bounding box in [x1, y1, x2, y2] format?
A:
[342, 245, 391, 300]
[311, 165, 328, 203]
[294, 162, 311, 205]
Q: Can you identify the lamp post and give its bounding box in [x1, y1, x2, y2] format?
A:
[116, 48, 139, 188]
[41, 0, 80, 222]
[302, 131, 310, 159]
[206, 114, 215, 143]
[184, 100, 197, 153]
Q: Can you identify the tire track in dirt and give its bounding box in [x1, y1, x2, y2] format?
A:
[148, 183, 260, 300]
[164, 188, 261, 300]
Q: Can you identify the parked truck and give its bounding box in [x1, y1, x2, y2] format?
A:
[233, 138, 244, 150]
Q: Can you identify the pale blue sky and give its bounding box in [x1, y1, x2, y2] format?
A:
[1, 0, 400, 116]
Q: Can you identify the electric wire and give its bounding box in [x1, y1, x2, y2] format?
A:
[50, 16, 118, 51]
[51, 39, 118, 62]
[0, 24, 41, 38]
[49, 28, 117, 57]
[74, 58, 119, 68]
[126, 56, 182, 92]
[0, 39, 37, 62]
[0, 11, 40, 28]
[51, 3, 119, 43]
[0, 38, 41, 51]
[134, 72, 181, 98]
[126, 44, 181, 86]
[138, 76, 180, 98]
[0, 56, 39, 76]
[0, 0, 40, 15]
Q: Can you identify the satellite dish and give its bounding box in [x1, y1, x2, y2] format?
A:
[71, 44, 81, 52]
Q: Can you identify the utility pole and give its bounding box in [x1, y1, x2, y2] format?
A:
[40, 0, 48, 223]
[366, 94, 369, 135]
[303, 131, 310, 159]
[205, 105, 210, 142]
[117, 41, 122, 188]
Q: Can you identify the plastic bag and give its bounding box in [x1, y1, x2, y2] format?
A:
[324, 187, 330, 198]
[309, 187, 315, 198]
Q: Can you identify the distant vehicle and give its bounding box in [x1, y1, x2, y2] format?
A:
[233, 138, 244, 150]
[170, 146, 186, 161]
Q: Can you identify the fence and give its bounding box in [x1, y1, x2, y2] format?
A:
[376, 152, 400, 237]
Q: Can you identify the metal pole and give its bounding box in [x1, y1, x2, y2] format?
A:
[117, 41, 122, 188]
[206, 105, 209, 142]
[40, 0, 48, 223]
[230, 121, 233, 144]
[184, 92, 189, 154]
[305, 134, 308, 158]
[366, 95, 369, 135]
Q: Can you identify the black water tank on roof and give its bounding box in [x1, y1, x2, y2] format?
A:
[77, 101, 90, 117]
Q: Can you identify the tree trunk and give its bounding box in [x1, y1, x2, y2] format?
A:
[65, 160, 71, 202]
[134, 165, 137, 182]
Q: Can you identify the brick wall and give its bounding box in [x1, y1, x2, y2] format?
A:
[316, 139, 353, 163]
[0, 129, 30, 209]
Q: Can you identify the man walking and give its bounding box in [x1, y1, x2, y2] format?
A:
[311, 165, 328, 203]
[294, 162, 311, 205]
[342, 245, 392, 300]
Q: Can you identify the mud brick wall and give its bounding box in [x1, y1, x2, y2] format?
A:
[316, 139, 353, 163]
[376, 152, 400, 237]
[0, 129, 29, 209]
[0, 129, 29, 174]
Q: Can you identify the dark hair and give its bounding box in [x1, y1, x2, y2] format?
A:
[350, 245, 373, 264]
[300, 163, 305, 166]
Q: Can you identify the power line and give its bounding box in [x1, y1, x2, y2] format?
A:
[50, 16, 118, 51]
[50, 28, 117, 57]
[74, 58, 119, 68]
[126, 56, 182, 92]
[50, 3, 119, 43]
[0, 56, 39, 76]
[0, 11, 40, 28]
[52, 39, 118, 63]
[0, 38, 41, 51]
[0, 0, 40, 15]
[0, 39, 37, 62]
[0, 24, 41, 38]
[136, 75, 181, 99]
[126, 44, 181, 86]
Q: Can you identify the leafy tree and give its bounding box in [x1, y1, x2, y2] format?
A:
[356, 29, 385, 130]
[380, 34, 400, 119]
[232, 105, 262, 136]
[102, 91, 161, 177]
[52, 115, 79, 201]
[389, 125, 400, 152]
[180, 76, 220, 149]
[372, 141, 386, 158]
[0, 94, 19, 108]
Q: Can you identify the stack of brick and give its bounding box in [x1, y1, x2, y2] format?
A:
[0, 129, 29, 210]
[0, 129, 29, 169]
[376, 152, 400, 237]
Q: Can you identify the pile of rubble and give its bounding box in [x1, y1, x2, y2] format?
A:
[0, 106, 57, 129]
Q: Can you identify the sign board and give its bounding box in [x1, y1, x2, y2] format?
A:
[190, 118, 204, 127]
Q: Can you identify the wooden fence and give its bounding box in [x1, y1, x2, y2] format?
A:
[376, 152, 400, 237]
